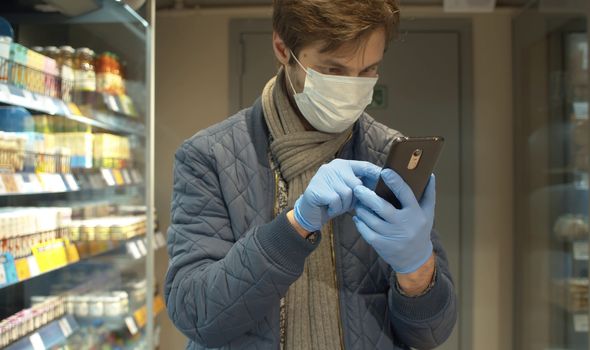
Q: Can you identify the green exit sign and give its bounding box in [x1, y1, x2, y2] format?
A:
[368, 84, 387, 109]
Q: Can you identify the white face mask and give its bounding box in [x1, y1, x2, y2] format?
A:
[286, 50, 378, 133]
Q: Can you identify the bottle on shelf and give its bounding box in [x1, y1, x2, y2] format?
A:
[57, 46, 75, 103]
[73, 48, 96, 104]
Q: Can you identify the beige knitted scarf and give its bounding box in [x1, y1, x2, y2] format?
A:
[262, 68, 351, 349]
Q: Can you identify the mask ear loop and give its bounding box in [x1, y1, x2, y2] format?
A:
[285, 49, 305, 94]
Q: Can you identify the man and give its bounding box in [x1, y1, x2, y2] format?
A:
[165, 0, 457, 349]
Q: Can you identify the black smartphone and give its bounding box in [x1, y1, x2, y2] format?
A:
[374, 136, 444, 209]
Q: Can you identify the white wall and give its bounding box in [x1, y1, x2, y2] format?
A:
[155, 6, 515, 350]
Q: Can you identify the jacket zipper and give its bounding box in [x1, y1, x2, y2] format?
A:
[273, 167, 287, 350]
[329, 221, 345, 349]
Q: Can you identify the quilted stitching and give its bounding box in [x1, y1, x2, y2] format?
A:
[164, 105, 456, 350]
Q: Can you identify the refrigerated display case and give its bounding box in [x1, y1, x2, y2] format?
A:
[0, 1, 159, 349]
[514, 2, 590, 349]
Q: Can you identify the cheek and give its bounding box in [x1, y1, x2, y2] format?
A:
[286, 64, 306, 94]
[294, 68, 307, 91]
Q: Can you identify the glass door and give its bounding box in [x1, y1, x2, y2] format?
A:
[514, 2, 590, 349]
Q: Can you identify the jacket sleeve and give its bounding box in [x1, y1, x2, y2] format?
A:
[164, 139, 318, 348]
[388, 229, 458, 349]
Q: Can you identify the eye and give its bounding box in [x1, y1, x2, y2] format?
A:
[327, 67, 343, 75]
[361, 66, 379, 77]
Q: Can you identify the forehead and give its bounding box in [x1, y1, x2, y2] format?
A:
[302, 28, 386, 65]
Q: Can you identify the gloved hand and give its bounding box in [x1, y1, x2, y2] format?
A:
[294, 159, 381, 232]
[352, 169, 436, 274]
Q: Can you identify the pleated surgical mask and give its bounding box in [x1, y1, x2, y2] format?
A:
[286, 50, 378, 133]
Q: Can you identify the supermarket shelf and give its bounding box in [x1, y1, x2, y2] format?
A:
[4, 315, 79, 350]
[0, 182, 144, 197]
[76, 295, 165, 335]
[0, 83, 145, 136]
[0, 232, 165, 292]
[0, 170, 144, 197]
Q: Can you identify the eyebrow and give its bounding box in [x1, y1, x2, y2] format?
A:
[322, 58, 382, 71]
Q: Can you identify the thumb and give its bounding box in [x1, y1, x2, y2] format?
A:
[420, 174, 436, 216]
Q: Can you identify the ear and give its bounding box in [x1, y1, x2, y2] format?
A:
[272, 31, 290, 66]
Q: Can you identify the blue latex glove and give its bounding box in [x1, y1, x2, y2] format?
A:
[352, 169, 436, 274]
[294, 159, 381, 232]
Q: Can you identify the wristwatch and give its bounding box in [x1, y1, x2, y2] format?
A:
[305, 231, 319, 244]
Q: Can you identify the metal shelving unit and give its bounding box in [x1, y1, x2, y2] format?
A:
[0, 1, 157, 349]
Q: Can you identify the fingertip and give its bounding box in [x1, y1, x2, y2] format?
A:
[381, 168, 394, 177]
[353, 185, 367, 196]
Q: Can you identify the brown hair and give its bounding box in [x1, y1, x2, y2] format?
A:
[273, 0, 400, 62]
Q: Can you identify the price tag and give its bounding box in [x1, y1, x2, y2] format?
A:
[50, 174, 67, 192]
[21, 90, 38, 110]
[125, 316, 139, 335]
[8, 85, 29, 107]
[58, 317, 73, 337]
[0, 83, 10, 102]
[112, 169, 125, 186]
[154, 295, 165, 315]
[0, 264, 6, 285]
[1, 252, 18, 285]
[0, 175, 6, 194]
[27, 255, 41, 277]
[31, 239, 68, 272]
[574, 102, 589, 120]
[119, 94, 137, 117]
[15, 257, 31, 281]
[19, 173, 36, 193]
[573, 241, 589, 260]
[64, 239, 80, 263]
[67, 103, 82, 116]
[134, 306, 148, 328]
[127, 241, 142, 259]
[155, 232, 166, 248]
[40, 174, 56, 192]
[1, 173, 18, 193]
[63, 174, 79, 191]
[100, 169, 116, 186]
[29, 332, 45, 350]
[121, 169, 132, 184]
[155, 326, 161, 347]
[574, 314, 589, 332]
[41, 96, 59, 115]
[54, 100, 69, 116]
[131, 169, 143, 184]
[22, 173, 43, 193]
[13, 173, 26, 193]
[107, 94, 120, 112]
[136, 239, 147, 256]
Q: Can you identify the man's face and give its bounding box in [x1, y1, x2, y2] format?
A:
[285, 28, 386, 96]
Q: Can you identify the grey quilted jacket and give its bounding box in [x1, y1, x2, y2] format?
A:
[165, 98, 457, 350]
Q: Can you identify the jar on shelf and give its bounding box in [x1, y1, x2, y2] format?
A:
[66, 295, 76, 315]
[57, 46, 75, 102]
[0, 36, 12, 83]
[103, 294, 123, 316]
[73, 295, 90, 317]
[89, 295, 104, 317]
[73, 47, 96, 93]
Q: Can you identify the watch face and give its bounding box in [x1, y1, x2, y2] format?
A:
[306, 232, 319, 244]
